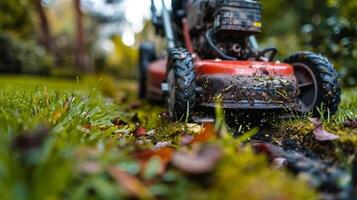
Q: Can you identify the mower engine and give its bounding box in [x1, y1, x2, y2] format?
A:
[187, 0, 262, 60]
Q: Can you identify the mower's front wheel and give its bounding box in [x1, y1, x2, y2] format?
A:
[285, 52, 341, 116]
[138, 42, 156, 99]
[167, 48, 196, 121]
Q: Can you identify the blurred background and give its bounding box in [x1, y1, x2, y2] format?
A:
[0, 0, 356, 86]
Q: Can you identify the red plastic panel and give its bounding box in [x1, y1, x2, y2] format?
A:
[195, 60, 294, 76]
[147, 58, 167, 96]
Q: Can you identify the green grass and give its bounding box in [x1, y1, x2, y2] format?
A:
[2, 75, 356, 200]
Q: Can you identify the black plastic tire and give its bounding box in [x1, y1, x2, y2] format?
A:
[285, 52, 341, 116]
[167, 48, 196, 121]
[138, 42, 156, 99]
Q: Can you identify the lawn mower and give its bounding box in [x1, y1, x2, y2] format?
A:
[138, 0, 341, 122]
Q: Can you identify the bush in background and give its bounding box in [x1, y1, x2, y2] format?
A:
[260, 0, 357, 87]
[0, 33, 53, 75]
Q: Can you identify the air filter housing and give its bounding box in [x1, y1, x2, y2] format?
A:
[213, 0, 262, 38]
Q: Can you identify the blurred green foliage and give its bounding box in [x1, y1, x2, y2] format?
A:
[261, 0, 357, 86]
[0, 33, 53, 75]
[0, 0, 356, 85]
[0, 0, 54, 75]
[0, 0, 35, 39]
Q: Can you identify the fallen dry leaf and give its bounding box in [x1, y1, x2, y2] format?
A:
[52, 101, 69, 122]
[82, 124, 92, 130]
[134, 127, 146, 137]
[343, 118, 357, 129]
[126, 101, 142, 111]
[12, 125, 49, 152]
[135, 147, 174, 165]
[107, 167, 153, 199]
[252, 142, 288, 160]
[131, 113, 140, 124]
[135, 147, 174, 180]
[191, 123, 216, 144]
[309, 118, 339, 141]
[112, 117, 128, 126]
[171, 144, 222, 174]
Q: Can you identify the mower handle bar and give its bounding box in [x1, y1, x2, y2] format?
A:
[151, 0, 176, 49]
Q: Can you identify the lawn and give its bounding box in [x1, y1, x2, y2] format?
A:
[0, 75, 356, 200]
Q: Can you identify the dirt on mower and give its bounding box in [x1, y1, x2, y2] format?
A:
[198, 74, 298, 109]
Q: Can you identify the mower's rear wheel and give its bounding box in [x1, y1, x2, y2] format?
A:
[167, 48, 196, 121]
[285, 52, 341, 116]
[138, 42, 156, 99]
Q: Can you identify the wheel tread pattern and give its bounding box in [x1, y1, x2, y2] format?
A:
[168, 48, 196, 120]
[285, 51, 341, 115]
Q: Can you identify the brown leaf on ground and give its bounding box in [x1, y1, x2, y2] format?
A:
[12, 125, 49, 152]
[131, 113, 140, 124]
[107, 167, 153, 200]
[252, 142, 288, 160]
[126, 101, 142, 111]
[134, 127, 147, 137]
[82, 124, 92, 130]
[112, 117, 128, 126]
[191, 123, 216, 144]
[135, 147, 174, 176]
[52, 101, 69, 122]
[309, 118, 339, 141]
[135, 147, 174, 165]
[171, 144, 222, 174]
[343, 118, 357, 129]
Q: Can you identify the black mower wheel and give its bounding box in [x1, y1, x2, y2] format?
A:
[285, 52, 341, 116]
[138, 42, 156, 99]
[167, 48, 196, 121]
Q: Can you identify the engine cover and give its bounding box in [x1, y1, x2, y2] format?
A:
[213, 0, 262, 38]
[185, 0, 262, 59]
[186, 0, 261, 35]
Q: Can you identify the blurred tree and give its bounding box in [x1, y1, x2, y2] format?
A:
[0, 0, 54, 74]
[74, 0, 91, 73]
[72, 0, 126, 73]
[32, 0, 53, 52]
[0, 0, 35, 38]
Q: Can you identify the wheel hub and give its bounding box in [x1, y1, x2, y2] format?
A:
[293, 63, 318, 113]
